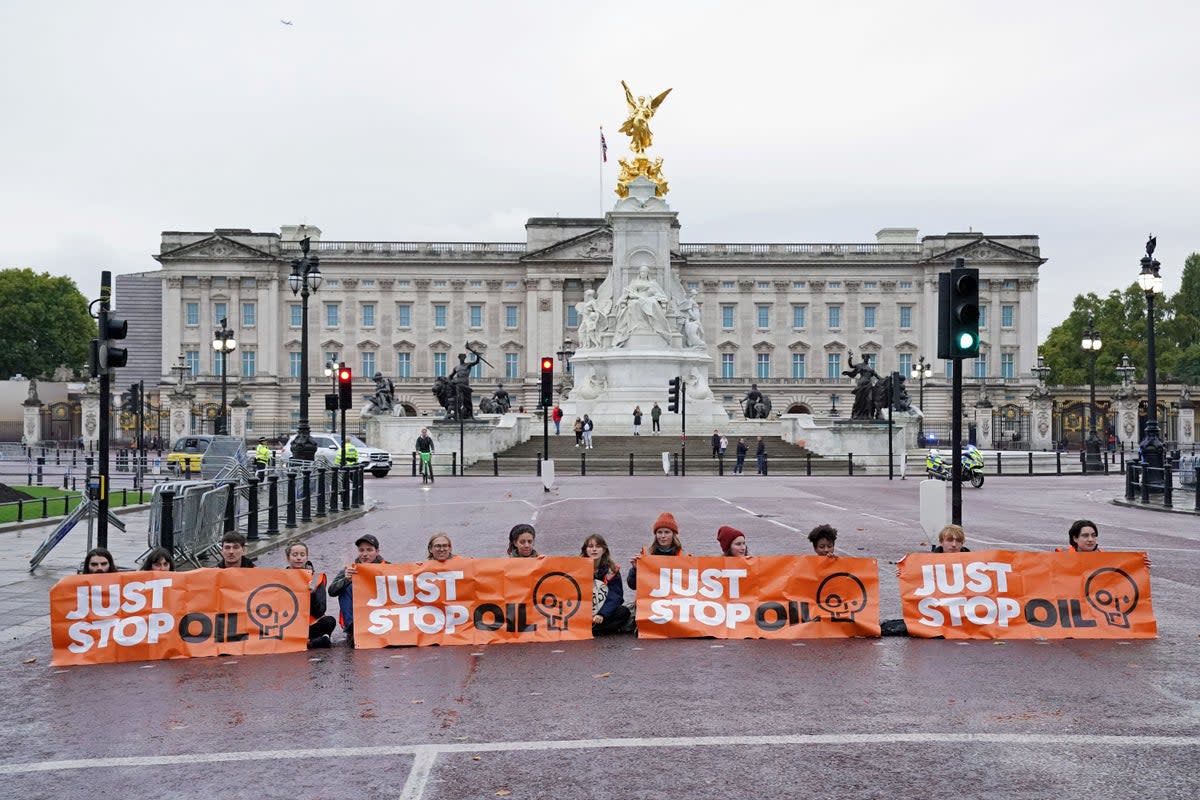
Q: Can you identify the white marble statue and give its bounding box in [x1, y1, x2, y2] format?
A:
[613, 266, 673, 347]
[575, 289, 603, 350]
[573, 369, 608, 400]
[679, 289, 705, 349]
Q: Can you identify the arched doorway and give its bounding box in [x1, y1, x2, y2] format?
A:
[786, 403, 813, 414]
[399, 402, 418, 417]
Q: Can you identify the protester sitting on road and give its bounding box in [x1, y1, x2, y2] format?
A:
[82, 547, 117, 574]
[808, 524, 838, 558]
[426, 532, 456, 562]
[718, 525, 748, 557]
[507, 524, 540, 558]
[328, 534, 386, 647]
[285, 540, 336, 649]
[627, 512, 684, 590]
[140, 547, 174, 572]
[218, 532, 255, 568]
[931, 524, 971, 553]
[1068, 519, 1099, 551]
[582, 534, 632, 635]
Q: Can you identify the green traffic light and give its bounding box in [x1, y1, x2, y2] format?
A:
[958, 332, 976, 349]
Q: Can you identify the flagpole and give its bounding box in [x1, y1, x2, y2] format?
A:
[599, 126, 607, 216]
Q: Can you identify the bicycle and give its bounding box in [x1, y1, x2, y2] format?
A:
[419, 450, 434, 484]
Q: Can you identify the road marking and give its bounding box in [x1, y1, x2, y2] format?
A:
[767, 519, 800, 532]
[398, 750, 437, 800]
[714, 497, 734, 505]
[735, 506, 757, 515]
[2, 732, 1197, 776]
[860, 513, 908, 525]
[814, 501, 847, 511]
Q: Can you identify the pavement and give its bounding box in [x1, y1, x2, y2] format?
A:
[0, 472, 1197, 799]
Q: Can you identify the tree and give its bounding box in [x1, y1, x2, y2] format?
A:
[0, 269, 94, 380]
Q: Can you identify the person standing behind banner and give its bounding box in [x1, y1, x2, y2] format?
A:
[425, 532, 457, 562]
[582, 534, 632, 635]
[507, 524, 540, 558]
[140, 548, 174, 572]
[627, 512, 685, 590]
[82, 547, 118, 574]
[807, 524, 838, 558]
[285, 540, 336, 649]
[328, 534, 386, 647]
[717, 525, 748, 556]
[218, 532, 255, 568]
[734, 438, 747, 474]
[931, 524, 971, 553]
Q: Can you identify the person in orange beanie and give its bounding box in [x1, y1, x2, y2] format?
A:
[627, 511, 685, 590]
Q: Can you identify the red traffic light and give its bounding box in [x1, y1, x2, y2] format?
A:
[540, 357, 554, 372]
[338, 368, 352, 383]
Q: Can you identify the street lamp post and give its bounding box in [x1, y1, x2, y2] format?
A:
[1080, 316, 1103, 472]
[288, 237, 323, 461]
[324, 358, 339, 432]
[1137, 237, 1165, 480]
[211, 317, 236, 436]
[911, 355, 933, 445]
[555, 338, 576, 397]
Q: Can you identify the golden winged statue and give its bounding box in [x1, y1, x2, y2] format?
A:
[619, 80, 672, 154]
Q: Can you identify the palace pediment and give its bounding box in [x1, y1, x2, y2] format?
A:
[521, 226, 613, 262]
[923, 238, 1045, 266]
[158, 234, 276, 261]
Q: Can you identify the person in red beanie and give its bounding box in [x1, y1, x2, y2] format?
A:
[627, 512, 684, 590]
[717, 525, 748, 557]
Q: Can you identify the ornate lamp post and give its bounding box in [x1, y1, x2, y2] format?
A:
[911, 355, 933, 445]
[211, 317, 236, 435]
[1137, 237, 1165, 479]
[1080, 316, 1103, 471]
[555, 338, 576, 397]
[324, 358, 339, 432]
[1116, 353, 1136, 386]
[288, 237, 323, 461]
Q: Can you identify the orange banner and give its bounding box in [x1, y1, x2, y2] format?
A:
[50, 568, 310, 666]
[899, 550, 1157, 639]
[634, 555, 880, 639]
[352, 557, 595, 647]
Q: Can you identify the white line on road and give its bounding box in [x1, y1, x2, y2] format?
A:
[860, 513, 909, 525]
[767, 519, 800, 532]
[735, 506, 757, 515]
[814, 501, 847, 511]
[398, 750, 437, 800]
[3, 732, 1197, 776]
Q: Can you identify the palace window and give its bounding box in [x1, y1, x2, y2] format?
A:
[185, 303, 199, 326]
[362, 303, 376, 328]
[720, 353, 735, 378]
[791, 353, 806, 378]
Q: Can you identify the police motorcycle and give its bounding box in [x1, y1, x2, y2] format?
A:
[925, 445, 985, 488]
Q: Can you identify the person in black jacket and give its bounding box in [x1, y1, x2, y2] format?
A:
[734, 438, 748, 474]
[328, 534, 386, 646]
[931, 524, 971, 554]
[582, 534, 631, 635]
[285, 541, 336, 648]
[218, 532, 255, 568]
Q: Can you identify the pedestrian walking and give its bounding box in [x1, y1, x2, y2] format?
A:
[711, 430, 721, 459]
[574, 417, 584, 447]
[632, 405, 643, 436]
[651, 402, 662, 433]
[719, 434, 728, 458]
[552, 405, 563, 435]
[755, 436, 767, 475]
[734, 438, 747, 474]
[582, 415, 595, 449]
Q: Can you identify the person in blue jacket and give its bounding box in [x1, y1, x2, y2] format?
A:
[581, 534, 631, 635]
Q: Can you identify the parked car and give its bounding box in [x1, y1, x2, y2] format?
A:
[281, 432, 392, 477]
[166, 435, 213, 476]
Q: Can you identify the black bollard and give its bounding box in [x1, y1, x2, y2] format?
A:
[266, 474, 280, 535]
[316, 467, 327, 517]
[300, 467, 312, 523]
[36, 456, 44, 486]
[161, 490, 176, 555]
[341, 465, 351, 509]
[285, 472, 298, 529]
[329, 467, 339, 513]
[223, 483, 236, 533]
[246, 478, 259, 540]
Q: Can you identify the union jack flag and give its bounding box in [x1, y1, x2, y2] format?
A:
[600, 128, 607, 163]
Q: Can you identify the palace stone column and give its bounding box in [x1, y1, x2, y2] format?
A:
[1029, 389, 1054, 451]
[230, 395, 249, 441]
[23, 395, 43, 445]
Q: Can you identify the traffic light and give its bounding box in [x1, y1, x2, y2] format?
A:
[337, 365, 353, 410]
[938, 260, 980, 359]
[127, 383, 140, 413]
[539, 357, 554, 407]
[667, 376, 681, 413]
[94, 308, 128, 376]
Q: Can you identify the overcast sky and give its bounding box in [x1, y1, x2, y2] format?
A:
[2, 1, 1197, 340]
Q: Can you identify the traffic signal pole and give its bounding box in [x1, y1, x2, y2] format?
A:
[937, 257, 978, 527]
[97, 272, 112, 548]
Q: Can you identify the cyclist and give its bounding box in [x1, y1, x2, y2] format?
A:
[416, 427, 435, 483]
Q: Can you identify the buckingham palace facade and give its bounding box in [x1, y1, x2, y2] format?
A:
[134, 219, 1043, 439]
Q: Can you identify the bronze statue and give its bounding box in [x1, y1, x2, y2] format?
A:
[365, 372, 395, 415]
[741, 383, 772, 419]
[448, 351, 482, 421]
[843, 351, 879, 420]
[479, 383, 512, 415]
[619, 80, 672, 154]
